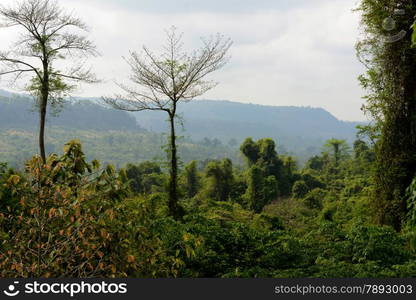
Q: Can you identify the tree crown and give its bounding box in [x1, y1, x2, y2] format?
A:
[0, 0, 99, 102]
[105, 27, 232, 113]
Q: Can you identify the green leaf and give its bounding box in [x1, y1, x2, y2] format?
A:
[7, 175, 20, 185]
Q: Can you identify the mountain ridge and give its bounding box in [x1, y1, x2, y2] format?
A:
[0, 90, 364, 160]
[130, 99, 363, 154]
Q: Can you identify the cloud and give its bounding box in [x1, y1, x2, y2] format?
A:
[0, 0, 366, 121]
[74, 0, 332, 14]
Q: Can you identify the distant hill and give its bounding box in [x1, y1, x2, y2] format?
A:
[0, 91, 363, 166]
[0, 93, 238, 167]
[132, 100, 363, 157]
[0, 94, 142, 132]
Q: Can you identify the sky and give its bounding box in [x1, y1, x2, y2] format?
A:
[0, 0, 367, 121]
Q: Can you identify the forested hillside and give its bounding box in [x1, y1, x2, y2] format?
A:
[0, 92, 362, 166]
[133, 100, 362, 155]
[0, 93, 142, 131]
[0, 94, 239, 167]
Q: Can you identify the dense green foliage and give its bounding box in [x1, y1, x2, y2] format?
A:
[1, 135, 416, 278]
[240, 138, 295, 212]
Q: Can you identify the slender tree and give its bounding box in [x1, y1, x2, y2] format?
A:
[324, 138, 350, 167]
[205, 159, 234, 202]
[184, 160, 200, 198]
[105, 27, 231, 219]
[245, 165, 266, 212]
[0, 0, 99, 163]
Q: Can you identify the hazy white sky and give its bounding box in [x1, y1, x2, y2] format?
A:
[0, 0, 367, 121]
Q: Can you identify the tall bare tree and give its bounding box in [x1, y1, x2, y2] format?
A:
[105, 28, 232, 219]
[0, 0, 99, 163]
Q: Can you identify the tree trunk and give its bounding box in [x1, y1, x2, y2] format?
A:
[375, 5, 416, 230]
[168, 109, 182, 219]
[39, 95, 47, 164]
[39, 58, 49, 164]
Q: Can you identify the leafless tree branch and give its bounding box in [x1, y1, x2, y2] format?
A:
[105, 27, 232, 113]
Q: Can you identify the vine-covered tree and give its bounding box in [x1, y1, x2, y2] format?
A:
[184, 161, 200, 198]
[357, 0, 416, 230]
[245, 165, 265, 212]
[0, 0, 99, 163]
[105, 27, 231, 219]
[125, 162, 164, 195]
[240, 138, 294, 197]
[324, 138, 350, 167]
[205, 159, 234, 202]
